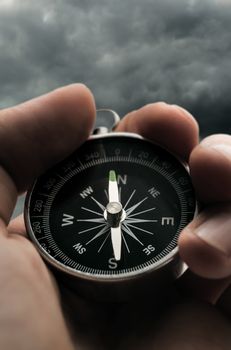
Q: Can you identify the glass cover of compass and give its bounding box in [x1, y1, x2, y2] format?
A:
[25, 133, 196, 280]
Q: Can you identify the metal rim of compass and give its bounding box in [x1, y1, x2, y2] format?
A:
[24, 130, 198, 284]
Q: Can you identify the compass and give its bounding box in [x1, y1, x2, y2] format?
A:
[25, 111, 197, 301]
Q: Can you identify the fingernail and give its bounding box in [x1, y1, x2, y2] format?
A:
[195, 210, 231, 257]
[206, 144, 231, 160]
[171, 104, 194, 118]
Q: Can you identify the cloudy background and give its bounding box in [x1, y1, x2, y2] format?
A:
[0, 0, 231, 136]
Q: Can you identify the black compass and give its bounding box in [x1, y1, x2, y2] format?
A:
[25, 113, 197, 301]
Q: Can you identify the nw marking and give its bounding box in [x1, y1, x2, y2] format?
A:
[80, 186, 93, 199]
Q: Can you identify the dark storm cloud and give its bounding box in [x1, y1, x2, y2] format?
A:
[0, 0, 230, 135]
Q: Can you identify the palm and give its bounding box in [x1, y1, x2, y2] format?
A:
[7, 235, 228, 350]
[0, 86, 230, 349]
[55, 270, 231, 349]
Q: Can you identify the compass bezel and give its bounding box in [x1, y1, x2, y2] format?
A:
[25, 132, 198, 284]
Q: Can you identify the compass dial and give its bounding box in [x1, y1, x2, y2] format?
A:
[25, 133, 196, 280]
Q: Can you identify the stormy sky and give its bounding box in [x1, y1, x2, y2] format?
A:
[0, 0, 231, 136]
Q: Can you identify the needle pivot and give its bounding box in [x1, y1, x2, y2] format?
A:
[106, 202, 123, 227]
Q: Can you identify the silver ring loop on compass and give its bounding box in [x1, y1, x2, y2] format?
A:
[93, 109, 120, 135]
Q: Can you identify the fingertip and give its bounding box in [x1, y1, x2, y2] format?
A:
[179, 228, 231, 279]
[189, 134, 231, 203]
[117, 102, 199, 161]
[0, 83, 96, 192]
[51, 83, 96, 138]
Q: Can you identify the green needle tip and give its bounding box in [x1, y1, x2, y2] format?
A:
[109, 170, 116, 182]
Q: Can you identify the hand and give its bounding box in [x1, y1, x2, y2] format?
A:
[1, 87, 230, 349]
[115, 103, 231, 349]
[0, 84, 95, 350]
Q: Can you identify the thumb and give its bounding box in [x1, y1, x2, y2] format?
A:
[179, 134, 231, 279]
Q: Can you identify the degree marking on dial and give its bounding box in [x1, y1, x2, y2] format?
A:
[102, 147, 107, 159]
[182, 189, 192, 193]
[37, 236, 46, 241]
[56, 173, 65, 180]
[128, 149, 132, 160]
[77, 159, 84, 167]
[38, 193, 52, 198]
[169, 169, 178, 176]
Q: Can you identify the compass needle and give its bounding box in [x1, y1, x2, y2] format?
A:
[111, 226, 122, 260]
[108, 170, 120, 203]
[77, 218, 105, 223]
[26, 122, 197, 301]
[107, 170, 123, 261]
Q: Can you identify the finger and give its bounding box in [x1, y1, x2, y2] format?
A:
[189, 134, 231, 203]
[0, 84, 95, 224]
[179, 134, 231, 280]
[115, 103, 199, 161]
[179, 204, 231, 279]
[148, 300, 231, 350]
[177, 269, 231, 305]
[217, 284, 231, 317]
[7, 214, 26, 237]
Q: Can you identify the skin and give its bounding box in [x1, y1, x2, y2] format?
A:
[0, 84, 230, 349]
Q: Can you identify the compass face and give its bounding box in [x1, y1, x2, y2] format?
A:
[26, 133, 196, 280]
